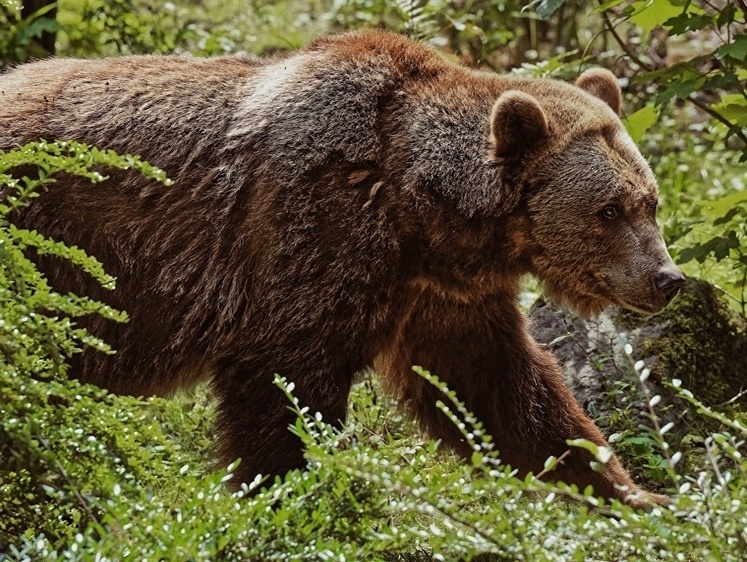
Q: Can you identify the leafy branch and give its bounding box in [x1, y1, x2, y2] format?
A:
[1, 140, 171, 378]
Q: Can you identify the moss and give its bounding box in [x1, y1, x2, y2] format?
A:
[621, 279, 747, 409]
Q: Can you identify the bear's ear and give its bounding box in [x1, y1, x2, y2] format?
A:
[575, 68, 621, 115]
[490, 91, 549, 158]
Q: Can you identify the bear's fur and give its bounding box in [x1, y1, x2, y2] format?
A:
[0, 31, 684, 507]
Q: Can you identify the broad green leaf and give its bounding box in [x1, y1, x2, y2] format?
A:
[623, 105, 658, 143]
[655, 76, 706, 105]
[716, 4, 738, 27]
[664, 11, 712, 34]
[678, 232, 741, 263]
[629, 0, 685, 32]
[536, 0, 565, 19]
[699, 188, 747, 215]
[636, 58, 708, 86]
[713, 206, 742, 226]
[704, 72, 739, 92]
[713, 94, 747, 127]
[717, 35, 747, 62]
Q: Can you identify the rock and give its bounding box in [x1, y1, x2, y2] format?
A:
[529, 278, 747, 430]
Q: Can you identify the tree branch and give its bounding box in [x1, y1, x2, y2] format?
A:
[689, 96, 747, 145]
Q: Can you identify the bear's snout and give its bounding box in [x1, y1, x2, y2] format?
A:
[652, 267, 686, 303]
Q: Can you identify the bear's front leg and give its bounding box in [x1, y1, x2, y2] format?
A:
[382, 290, 666, 508]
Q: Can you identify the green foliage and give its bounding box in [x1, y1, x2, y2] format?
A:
[648, 123, 747, 312]
[0, 1, 59, 63]
[0, 371, 215, 551]
[62, 0, 192, 55]
[0, 141, 170, 380]
[672, 187, 747, 312]
[622, 104, 659, 144]
[58, 0, 244, 57]
[330, 0, 528, 66]
[48, 0, 333, 59]
[3, 363, 747, 560]
[599, 373, 673, 488]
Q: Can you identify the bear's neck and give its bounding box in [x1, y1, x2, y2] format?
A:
[399, 199, 531, 301]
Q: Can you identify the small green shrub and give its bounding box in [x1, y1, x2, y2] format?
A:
[0, 140, 175, 549]
[0, 1, 59, 63]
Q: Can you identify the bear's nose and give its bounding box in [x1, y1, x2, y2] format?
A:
[653, 268, 686, 301]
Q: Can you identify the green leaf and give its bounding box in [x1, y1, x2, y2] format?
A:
[678, 231, 741, 263]
[566, 438, 612, 463]
[636, 57, 709, 84]
[663, 12, 712, 35]
[713, 206, 742, 226]
[629, 0, 685, 32]
[713, 94, 747, 127]
[655, 76, 706, 105]
[700, 188, 747, 215]
[716, 4, 738, 27]
[623, 105, 659, 143]
[717, 35, 747, 62]
[16, 17, 61, 45]
[523, 0, 566, 20]
[543, 455, 559, 472]
[704, 72, 739, 92]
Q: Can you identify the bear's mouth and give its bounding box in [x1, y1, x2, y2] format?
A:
[592, 274, 661, 315]
[614, 299, 660, 315]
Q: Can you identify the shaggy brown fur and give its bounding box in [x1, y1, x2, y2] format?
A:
[0, 31, 683, 507]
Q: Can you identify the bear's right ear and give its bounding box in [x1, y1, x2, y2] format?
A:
[575, 69, 622, 115]
[490, 91, 549, 158]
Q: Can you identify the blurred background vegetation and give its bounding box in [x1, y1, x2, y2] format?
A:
[1, 0, 746, 560]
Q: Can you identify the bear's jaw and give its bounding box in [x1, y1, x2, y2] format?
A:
[598, 261, 684, 315]
[537, 276, 610, 318]
[540, 267, 671, 319]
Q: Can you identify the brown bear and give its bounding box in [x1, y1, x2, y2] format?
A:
[0, 31, 684, 507]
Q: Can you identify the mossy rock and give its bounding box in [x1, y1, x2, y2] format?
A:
[620, 278, 747, 409]
[530, 278, 747, 445]
[529, 278, 746, 488]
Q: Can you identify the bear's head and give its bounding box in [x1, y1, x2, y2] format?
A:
[492, 69, 684, 317]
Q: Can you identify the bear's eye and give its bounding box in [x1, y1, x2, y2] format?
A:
[601, 205, 619, 220]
